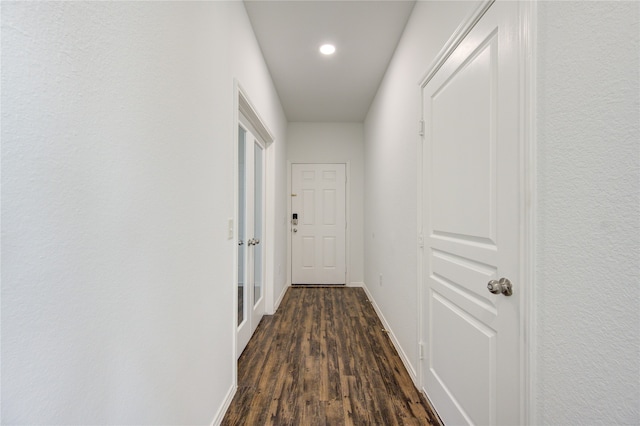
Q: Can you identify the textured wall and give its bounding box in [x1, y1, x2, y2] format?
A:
[287, 122, 365, 286]
[536, 1, 640, 424]
[1, 2, 287, 423]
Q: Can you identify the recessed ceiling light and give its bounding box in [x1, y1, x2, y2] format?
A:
[319, 44, 336, 55]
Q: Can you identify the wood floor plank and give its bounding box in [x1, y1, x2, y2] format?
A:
[221, 287, 439, 426]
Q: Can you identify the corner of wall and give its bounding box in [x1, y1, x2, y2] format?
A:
[360, 284, 419, 385]
[210, 384, 237, 426]
[273, 282, 289, 313]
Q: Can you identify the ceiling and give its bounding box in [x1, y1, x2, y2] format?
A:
[243, 1, 416, 122]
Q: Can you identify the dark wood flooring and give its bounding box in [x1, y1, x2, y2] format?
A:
[222, 286, 440, 425]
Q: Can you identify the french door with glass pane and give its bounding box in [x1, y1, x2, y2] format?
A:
[237, 123, 266, 357]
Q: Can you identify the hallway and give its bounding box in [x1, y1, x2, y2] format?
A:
[222, 287, 438, 425]
[2, 1, 638, 423]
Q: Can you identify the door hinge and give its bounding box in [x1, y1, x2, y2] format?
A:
[418, 233, 424, 248]
[419, 119, 425, 137]
[419, 342, 425, 360]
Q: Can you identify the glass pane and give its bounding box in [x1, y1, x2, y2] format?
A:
[253, 142, 263, 305]
[237, 126, 246, 326]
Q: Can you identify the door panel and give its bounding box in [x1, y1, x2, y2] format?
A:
[430, 290, 495, 425]
[431, 34, 496, 242]
[323, 190, 337, 224]
[421, 2, 520, 425]
[302, 237, 315, 267]
[291, 163, 346, 285]
[302, 189, 315, 224]
[323, 237, 336, 267]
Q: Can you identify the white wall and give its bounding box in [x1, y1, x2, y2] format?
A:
[1, 2, 287, 424]
[535, 2, 639, 424]
[287, 123, 364, 286]
[364, 0, 479, 379]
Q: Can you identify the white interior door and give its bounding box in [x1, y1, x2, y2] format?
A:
[421, 2, 521, 425]
[291, 163, 346, 285]
[237, 123, 266, 357]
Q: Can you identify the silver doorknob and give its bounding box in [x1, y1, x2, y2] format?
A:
[254, 239, 260, 245]
[238, 240, 244, 246]
[293, 228, 297, 233]
[487, 278, 513, 296]
[247, 238, 255, 246]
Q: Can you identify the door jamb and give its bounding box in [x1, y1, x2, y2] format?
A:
[415, 1, 536, 424]
[520, 2, 538, 424]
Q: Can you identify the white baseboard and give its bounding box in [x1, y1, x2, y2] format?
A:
[348, 281, 364, 287]
[274, 282, 288, 312]
[361, 283, 418, 385]
[210, 383, 236, 426]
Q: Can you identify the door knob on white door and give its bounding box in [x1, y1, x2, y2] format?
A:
[487, 278, 513, 296]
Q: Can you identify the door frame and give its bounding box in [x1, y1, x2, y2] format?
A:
[286, 161, 351, 287]
[232, 80, 275, 365]
[415, 1, 537, 424]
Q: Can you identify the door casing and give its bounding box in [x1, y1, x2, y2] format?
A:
[287, 162, 352, 287]
[290, 163, 347, 285]
[233, 81, 275, 367]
